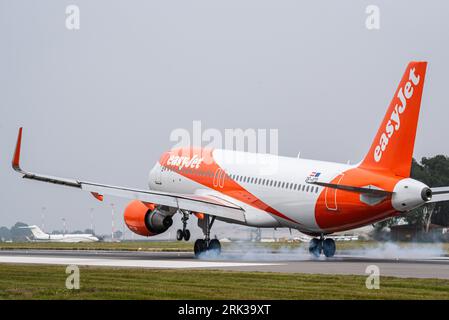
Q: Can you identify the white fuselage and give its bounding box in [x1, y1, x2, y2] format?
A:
[149, 149, 354, 234]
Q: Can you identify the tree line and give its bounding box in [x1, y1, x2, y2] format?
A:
[375, 155, 449, 231]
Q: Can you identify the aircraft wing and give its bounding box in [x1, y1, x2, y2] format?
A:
[429, 187, 449, 203]
[12, 128, 246, 223]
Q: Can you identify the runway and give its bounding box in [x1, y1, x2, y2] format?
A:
[1, 249, 449, 279]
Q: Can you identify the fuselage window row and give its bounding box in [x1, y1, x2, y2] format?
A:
[162, 166, 320, 193]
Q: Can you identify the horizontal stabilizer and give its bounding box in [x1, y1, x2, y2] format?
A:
[308, 181, 393, 196]
[429, 187, 449, 203]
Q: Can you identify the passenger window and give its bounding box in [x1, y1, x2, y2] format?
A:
[302, 185, 305, 191]
[306, 186, 310, 192]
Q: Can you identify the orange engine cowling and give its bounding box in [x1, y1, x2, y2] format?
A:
[124, 200, 173, 236]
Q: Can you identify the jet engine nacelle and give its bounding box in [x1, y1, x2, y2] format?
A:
[124, 200, 173, 236]
[392, 178, 432, 212]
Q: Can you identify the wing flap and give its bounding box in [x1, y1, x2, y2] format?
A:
[81, 182, 245, 222]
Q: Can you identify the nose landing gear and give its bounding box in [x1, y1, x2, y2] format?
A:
[308, 236, 336, 258]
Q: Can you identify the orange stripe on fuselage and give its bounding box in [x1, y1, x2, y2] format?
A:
[159, 147, 299, 224]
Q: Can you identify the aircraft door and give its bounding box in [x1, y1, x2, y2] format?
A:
[325, 173, 343, 211]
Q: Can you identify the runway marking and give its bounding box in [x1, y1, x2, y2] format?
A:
[0, 256, 281, 269]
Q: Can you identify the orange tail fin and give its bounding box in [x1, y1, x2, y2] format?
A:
[359, 61, 427, 177]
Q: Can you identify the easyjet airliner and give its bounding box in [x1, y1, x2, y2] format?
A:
[12, 61, 449, 257]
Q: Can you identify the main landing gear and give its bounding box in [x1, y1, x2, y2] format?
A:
[309, 235, 336, 258]
[176, 210, 191, 241]
[194, 215, 221, 257]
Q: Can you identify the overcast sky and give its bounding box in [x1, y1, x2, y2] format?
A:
[1, 1, 448, 238]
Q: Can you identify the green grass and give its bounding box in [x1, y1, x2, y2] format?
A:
[0, 241, 192, 252]
[0, 264, 448, 299]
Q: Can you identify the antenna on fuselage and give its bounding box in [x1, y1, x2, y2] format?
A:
[297, 152, 301, 158]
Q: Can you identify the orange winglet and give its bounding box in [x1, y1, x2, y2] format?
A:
[194, 212, 205, 220]
[91, 192, 104, 201]
[12, 127, 23, 171]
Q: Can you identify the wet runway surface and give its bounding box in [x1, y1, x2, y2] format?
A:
[1, 249, 449, 279]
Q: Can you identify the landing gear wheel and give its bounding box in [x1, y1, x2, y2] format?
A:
[309, 238, 322, 258]
[322, 238, 336, 258]
[183, 229, 191, 241]
[194, 239, 207, 257]
[208, 239, 221, 255]
[176, 229, 184, 241]
[194, 215, 221, 258]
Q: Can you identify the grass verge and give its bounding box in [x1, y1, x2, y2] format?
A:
[0, 241, 193, 252]
[0, 264, 448, 299]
